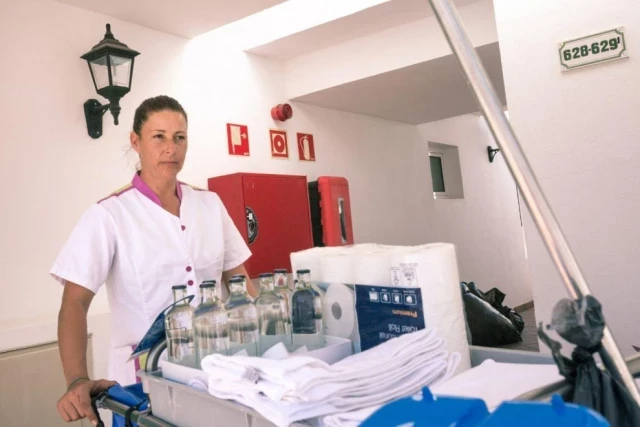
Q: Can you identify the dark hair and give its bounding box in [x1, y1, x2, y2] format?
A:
[132, 95, 188, 135]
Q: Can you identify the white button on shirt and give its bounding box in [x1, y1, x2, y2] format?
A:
[50, 173, 251, 385]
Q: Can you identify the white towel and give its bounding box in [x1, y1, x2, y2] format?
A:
[203, 328, 445, 402]
[202, 328, 461, 427]
[324, 406, 378, 427]
[203, 327, 442, 399]
[207, 358, 458, 427]
[322, 359, 564, 427]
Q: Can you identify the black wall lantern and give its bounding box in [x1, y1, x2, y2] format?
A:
[81, 24, 140, 139]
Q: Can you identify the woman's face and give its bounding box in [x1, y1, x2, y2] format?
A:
[131, 110, 188, 180]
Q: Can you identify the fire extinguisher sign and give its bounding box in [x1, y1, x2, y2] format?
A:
[227, 123, 250, 156]
[297, 133, 315, 162]
[270, 129, 289, 159]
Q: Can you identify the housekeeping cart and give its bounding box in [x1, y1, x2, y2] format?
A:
[92, 0, 640, 424]
[95, 345, 600, 427]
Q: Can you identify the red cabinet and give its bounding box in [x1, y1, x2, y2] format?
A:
[208, 173, 314, 277]
[308, 177, 354, 247]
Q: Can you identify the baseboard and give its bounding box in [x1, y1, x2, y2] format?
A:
[514, 300, 534, 313]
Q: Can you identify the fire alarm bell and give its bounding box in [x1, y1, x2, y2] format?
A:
[271, 103, 293, 122]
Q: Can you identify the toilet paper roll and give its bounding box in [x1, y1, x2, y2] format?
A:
[290, 247, 329, 279]
[323, 283, 356, 339]
[350, 253, 391, 286]
[388, 243, 471, 374]
[319, 253, 353, 284]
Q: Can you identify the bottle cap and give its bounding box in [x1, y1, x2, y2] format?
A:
[172, 285, 187, 290]
[259, 272, 274, 278]
[274, 269, 288, 274]
[229, 277, 244, 284]
[200, 280, 216, 288]
[296, 269, 310, 274]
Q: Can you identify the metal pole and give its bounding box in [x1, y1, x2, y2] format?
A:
[426, 0, 640, 403]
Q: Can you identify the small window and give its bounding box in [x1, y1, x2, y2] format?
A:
[429, 152, 447, 197]
[428, 142, 464, 199]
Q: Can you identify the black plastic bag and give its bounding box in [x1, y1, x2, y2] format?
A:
[465, 282, 486, 301]
[484, 287, 525, 333]
[462, 290, 523, 347]
[538, 295, 640, 427]
[462, 282, 525, 333]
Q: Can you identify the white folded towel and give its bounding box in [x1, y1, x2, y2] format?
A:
[207, 359, 457, 427]
[203, 328, 446, 402]
[203, 327, 442, 398]
[202, 328, 461, 427]
[322, 359, 564, 427]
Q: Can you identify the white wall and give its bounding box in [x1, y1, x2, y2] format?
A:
[0, 0, 187, 385]
[179, 35, 435, 247]
[419, 115, 533, 307]
[285, 0, 498, 99]
[0, 0, 433, 358]
[494, 0, 640, 354]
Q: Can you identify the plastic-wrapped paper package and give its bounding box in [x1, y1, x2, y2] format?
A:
[387, 243, 471, 373]
[290, 243, 471, 374]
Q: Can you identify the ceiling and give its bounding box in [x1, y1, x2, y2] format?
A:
[54, 0, 287, 38]
[247, 0, 482, 60]
[292, 42, 506, 125]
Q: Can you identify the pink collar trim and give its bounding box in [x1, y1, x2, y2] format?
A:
[132, 173, 182, 207]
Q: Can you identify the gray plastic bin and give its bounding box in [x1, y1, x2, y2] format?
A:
[137, 346, 553, 427]
[139, 369, 288, 427]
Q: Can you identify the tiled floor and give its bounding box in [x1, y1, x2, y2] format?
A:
[498, 308, 540, 352]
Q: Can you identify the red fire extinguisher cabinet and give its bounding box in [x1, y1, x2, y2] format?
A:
[308, 176, 354, 247]
[207, 173, 314, 277]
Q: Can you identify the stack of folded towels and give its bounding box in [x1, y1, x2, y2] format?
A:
[322, 358, 566, 427]
[201, 327, 461, 427]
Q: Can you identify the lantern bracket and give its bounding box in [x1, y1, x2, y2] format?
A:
[84, 99, 113, 139]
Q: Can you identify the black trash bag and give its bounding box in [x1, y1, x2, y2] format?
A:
[485, 287, 526, 333]
[462, 282, 525, 333]
[538, 295, 640, 427]
[459, 283, 473, 345]
[505, 309, 525, 334]
[461, 289, 523, 347]
[484, 286, 506, 306]
[465, 282, 486, 301]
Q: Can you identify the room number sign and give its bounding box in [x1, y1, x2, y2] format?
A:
[558, 27, 628, 71]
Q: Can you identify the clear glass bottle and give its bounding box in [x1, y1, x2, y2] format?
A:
[291, 269, 324, 350]
[164, 285, 195, 366]
[273, 269, 292, 349]
[194, 280, 229, 367]
[224, 276, 258, 356]
[255, 273, 287, 355]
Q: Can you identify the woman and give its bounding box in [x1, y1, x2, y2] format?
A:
[51, 95, 255, 424]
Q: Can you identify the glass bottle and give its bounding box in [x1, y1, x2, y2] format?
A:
[255, 273, 287, 355]
[273, 269, 292, 349]
[194, 280, 229, 367]
[224, 276, 258, 356]
[164, 285, 195, 366]
[291, 269, 324, 350]
[229, 274, 254, 301]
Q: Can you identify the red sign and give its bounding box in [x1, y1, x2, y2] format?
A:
[227, 123, 250, 156]
[297, 133, 315, 161]
[270, 129, 289, 159]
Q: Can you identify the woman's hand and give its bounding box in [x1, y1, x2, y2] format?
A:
[57, 378, 116, 425]
[57, 282, 114, 424]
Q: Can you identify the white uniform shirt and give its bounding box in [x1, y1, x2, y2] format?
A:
[50, 173, 251, 385]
